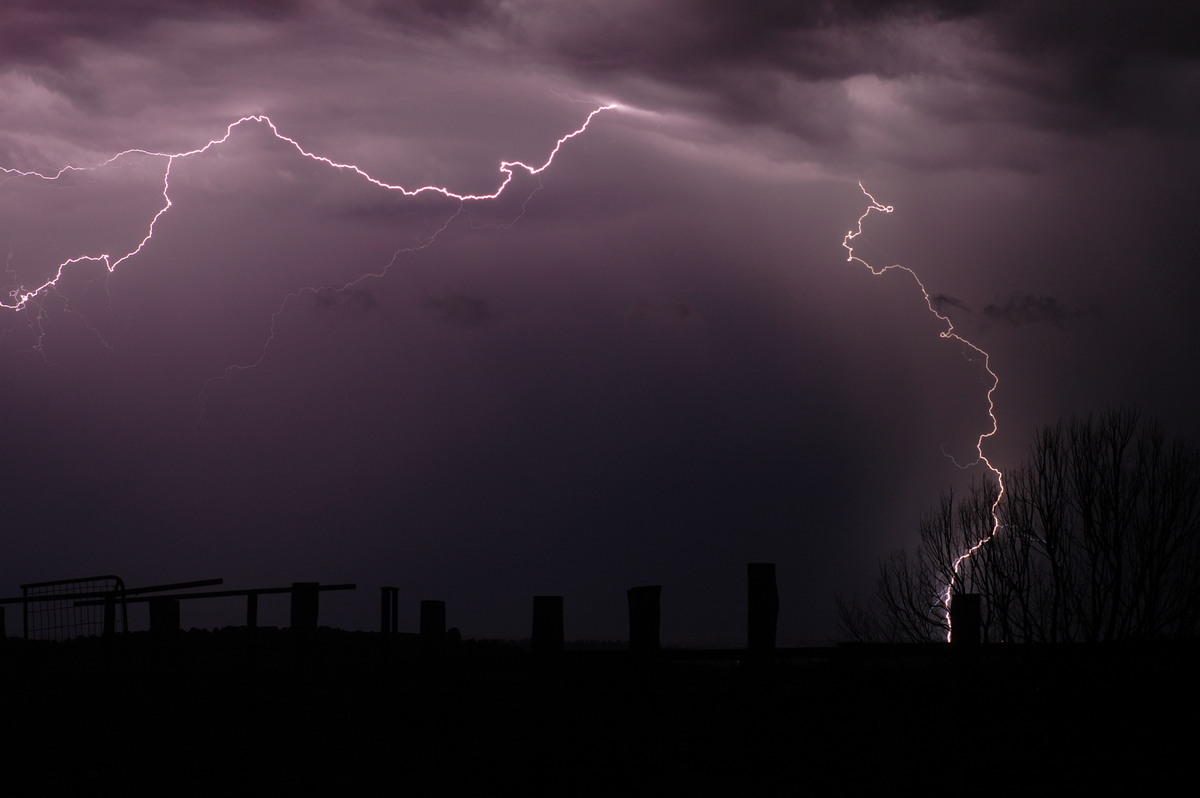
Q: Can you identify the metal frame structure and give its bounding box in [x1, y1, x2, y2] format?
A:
[20, 575, 129, 641]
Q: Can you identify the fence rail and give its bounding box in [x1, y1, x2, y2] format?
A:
[73, 582, 356, 634]
[0, 578, 355, 639]
[1, 565, 994, 650]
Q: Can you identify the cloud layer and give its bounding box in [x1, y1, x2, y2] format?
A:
[1, 0, 1197, 643]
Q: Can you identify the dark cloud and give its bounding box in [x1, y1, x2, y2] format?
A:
[364, 0, 497, 27]
[480, 1, 1200, 152]
[1, 0, 1198, 648]
[983, 293, 1086, 327]
[0, 0, 303, 68]
[502, 1, 959, 82]
[4, 1, 1194, 173]
[966, 1, 1200, 132]
[424, 293, 501, 327]
[982, 0, 1200, 62]
[932, 294, 970, 314]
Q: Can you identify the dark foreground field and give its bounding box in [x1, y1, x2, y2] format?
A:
[2, 631, 1196, 794]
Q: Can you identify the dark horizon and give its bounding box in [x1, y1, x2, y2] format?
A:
[2, 1, 1198, 646]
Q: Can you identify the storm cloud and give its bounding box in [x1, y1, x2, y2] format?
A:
[1, 0, 1196, 644]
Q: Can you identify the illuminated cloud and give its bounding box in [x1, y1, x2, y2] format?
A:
[0, 0, 1196, 646]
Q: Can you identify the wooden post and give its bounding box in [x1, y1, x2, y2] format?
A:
[148, 598, 180, 636]
[627, 586, 661, 654]
[290, 582, 319, 634]
[244, 592, 259, 663]
[747, 563, 778, 658]
[531, 596, 564, 655]
[950, 593, 981, 645]
[380, 587, 399, 634]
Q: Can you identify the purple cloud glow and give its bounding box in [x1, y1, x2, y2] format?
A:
[2, 1, 1197, 644]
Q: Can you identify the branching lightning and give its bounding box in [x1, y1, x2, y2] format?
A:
[842, 182, 1004, 641]
[7, 108, 1002, 641]
[3, 102, 619, 421]
[1, 104, 617, 316]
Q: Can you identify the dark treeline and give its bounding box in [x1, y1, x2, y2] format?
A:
[843, 409, 1200, 643]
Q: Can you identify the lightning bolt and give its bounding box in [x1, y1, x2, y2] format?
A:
[1, 104, 617, 316]
[3, 102, 619, 420]
[842, 182, 1004, 642]
[6, 108, 1001, 642]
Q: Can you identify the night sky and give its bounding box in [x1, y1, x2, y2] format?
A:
[2, 1, 1197, 644]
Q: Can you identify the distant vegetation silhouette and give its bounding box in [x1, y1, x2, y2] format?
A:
[841, 408, 1200, 642]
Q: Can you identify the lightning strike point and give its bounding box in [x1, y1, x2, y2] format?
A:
[843, 183, 1005, 642]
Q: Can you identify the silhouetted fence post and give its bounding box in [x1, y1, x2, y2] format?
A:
[149, 598, 181, 636]
[380, 587, 399, 634]
[243, 592, 259, 663]
[290, 582, 319, 634]
[627, 586, 661, 654]
[531, 595, 564, 656]
[421, 600, 446, 642]
[950, 593, 981, 645]
[747, 563, 778, 658]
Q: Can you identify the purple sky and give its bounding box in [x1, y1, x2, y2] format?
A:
[2, 1, 1197, 644]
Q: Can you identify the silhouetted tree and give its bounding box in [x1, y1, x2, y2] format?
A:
[840, 409, 1200, 642]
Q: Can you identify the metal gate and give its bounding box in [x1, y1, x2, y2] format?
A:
[21, 575, 128, 640]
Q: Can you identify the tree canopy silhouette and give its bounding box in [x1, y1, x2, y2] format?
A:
[841, 409, 1200, 643]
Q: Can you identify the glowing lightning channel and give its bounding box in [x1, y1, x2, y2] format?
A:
[1, 104, 619, 314]
[842, 182, 1004, 641]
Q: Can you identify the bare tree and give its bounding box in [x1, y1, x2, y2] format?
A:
[840, 409, 1200, 642]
